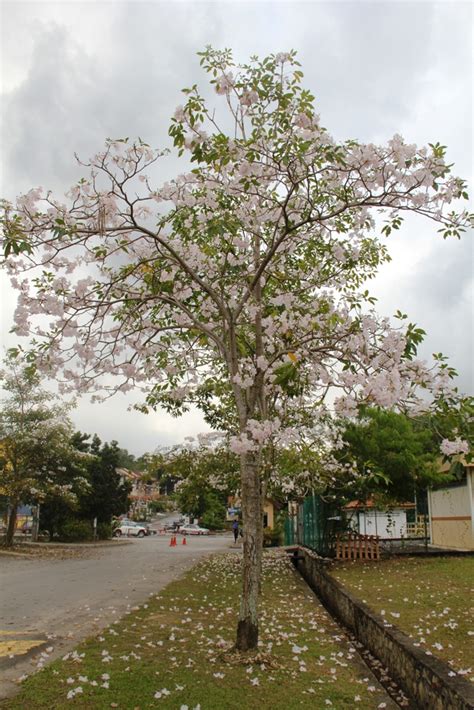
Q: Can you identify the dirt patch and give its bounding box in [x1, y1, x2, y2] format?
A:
[0, 543, 121, 560]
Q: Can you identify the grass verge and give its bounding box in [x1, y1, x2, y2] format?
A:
[331, 556, 474, 680]
[2, 551, 398, 709]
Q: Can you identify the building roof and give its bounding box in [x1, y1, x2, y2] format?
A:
[116, 467, 142, 481]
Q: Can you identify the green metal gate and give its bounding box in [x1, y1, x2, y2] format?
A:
[284, 495, 340, 557]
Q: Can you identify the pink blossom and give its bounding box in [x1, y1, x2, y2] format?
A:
[275, 52, 291, 64]
[440, 438, 469, 456]
[240, 90, 259, 106]
[215, 72, 234, 95]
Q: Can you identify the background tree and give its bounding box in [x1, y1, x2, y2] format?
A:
[40, 433, 132, 538]
[2, 49, 471, 648]
[160, 439, 239, 529]
[0, 357, 88, 546]
[137, 451, 177, 495]
[36, 450, 93, 540]
[116, 446, 142, 471]
[72, 434, 132, 524]
[334, 408, 441, 504]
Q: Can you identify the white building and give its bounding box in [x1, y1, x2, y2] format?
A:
[344, 499, 416, 539]
[428, 462, 474, 550]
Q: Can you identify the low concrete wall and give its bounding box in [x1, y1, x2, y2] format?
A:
[293, 548, 474, 710]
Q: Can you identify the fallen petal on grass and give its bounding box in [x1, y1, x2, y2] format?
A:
[5, 551, 397, 709]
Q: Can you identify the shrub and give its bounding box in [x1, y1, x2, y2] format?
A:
[58, 518, 93, 542]
[263, 526, 282, 547]
[96, 522, 112, 539]
[154, 497, 178, 513]
[149, 500, 169, 513]
[201, 506, 226, 530]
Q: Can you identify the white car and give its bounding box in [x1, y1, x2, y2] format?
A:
[114, 521, 147, 538]
[180, 524, 209, 536]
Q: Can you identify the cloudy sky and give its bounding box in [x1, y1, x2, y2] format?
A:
[1, 0, 472, 455]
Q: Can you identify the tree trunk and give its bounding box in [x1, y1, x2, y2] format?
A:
[31, 504, 40, 542]
[236, 451, 263, 651]
[5, 499, 18, 547]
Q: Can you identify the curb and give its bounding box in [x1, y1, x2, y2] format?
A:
[0, 635, 49, 671]
[292, 547, 474, 710]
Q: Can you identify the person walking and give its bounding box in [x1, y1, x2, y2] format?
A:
[232, 519, 239, 544]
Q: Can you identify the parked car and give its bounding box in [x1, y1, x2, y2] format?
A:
[180, 524, 209, 536]
[114, 521, 147, 538]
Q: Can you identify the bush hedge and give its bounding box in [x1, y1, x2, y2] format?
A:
[58, 518, 93, 542]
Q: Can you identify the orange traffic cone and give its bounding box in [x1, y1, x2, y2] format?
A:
[182, 536, 187, 545]
[169, 535, 175, 547]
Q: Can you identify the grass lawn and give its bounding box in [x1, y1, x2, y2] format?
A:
[331, 556, 474, 680]
[2, 551, 398, 709]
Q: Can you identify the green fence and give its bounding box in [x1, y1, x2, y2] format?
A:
[284, 495, 341, 557]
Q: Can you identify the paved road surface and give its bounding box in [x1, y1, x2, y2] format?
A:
[0, 530, 234, 699]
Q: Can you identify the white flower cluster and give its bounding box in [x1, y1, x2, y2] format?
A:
[230, 418, 282, 454]
[440, 438, 469, 456]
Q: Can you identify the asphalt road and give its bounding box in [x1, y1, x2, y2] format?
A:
[0, 528, 234, 699]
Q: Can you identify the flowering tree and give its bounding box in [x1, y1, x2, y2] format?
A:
[1, 48, 471, 647]
[0, 357, 88, 547]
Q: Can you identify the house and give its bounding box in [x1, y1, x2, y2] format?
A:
[343, 499, 417, 539]
[227, 496, 276, 529]
[116, 468, 161, 518]
[263, 499, 275, 529]
[428, 460, 474, 550]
